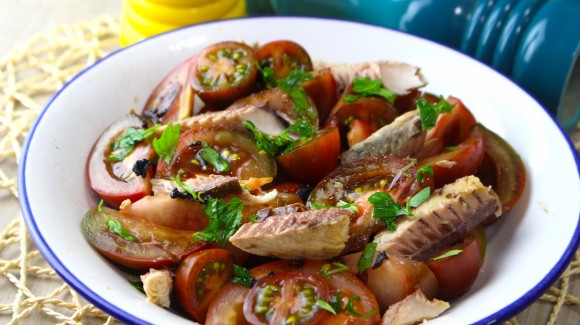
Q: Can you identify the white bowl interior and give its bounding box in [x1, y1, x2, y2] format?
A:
[19, 17, 580, 324]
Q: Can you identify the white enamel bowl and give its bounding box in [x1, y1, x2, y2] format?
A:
[19, 17, 580, 324]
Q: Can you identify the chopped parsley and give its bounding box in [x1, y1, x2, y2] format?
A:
[152, 122, 180, 164]
[128, 280, 145, 294]
[193, 197, 244, 246]
[310, 200, 360, 214]
[358, 242, 377, 273]
[170, 170, 203, 202]
[416, 165, 434, 183]
[98, 199, 136, 242]
[316, 293, 378, 318]
[258, 67, 317, 119]
[368, 187, 431, 230]
[343, 77, 396, 104]
[318, 262, 349, 277]
[315, 299, 337, 314]
[432, 249, 464, 261]
[107, 125, 159, 162]
[230, 264, 256, 288]
[199, 142, 231, 173]
[417, 96, 455, 131]
[345, 295, 378, 318]
[244, 119, 316, 157]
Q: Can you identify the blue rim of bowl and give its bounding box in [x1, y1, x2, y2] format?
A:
[17, 15, 580, 325]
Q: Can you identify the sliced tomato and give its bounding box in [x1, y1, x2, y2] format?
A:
[142, 55, 196, 124]
[419, 96, 477, 158]
[427, 229, 486, 300]
[206, 282, 250, 325]
[420, 129, 484, 188]
[243, 271, 329, 325]
[81, 206, 206, 270]
[473, 123, 526, 216]
[392, 89, 422, 113]
[276, 126, 340, 184]
[301, 68, 338, 125]
[249, 260, 379, 324]
[156, 127, 276, 181]
[346, 119, 373, 147]
[339, 252, 438, 312]
[256, 40, 313, 79]
[87, 114, 155, 209]
[189, 41, 258, 109]
[175, 249, 235, 323]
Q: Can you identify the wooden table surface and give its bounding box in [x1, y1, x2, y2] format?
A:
[0, 0, 577, 324]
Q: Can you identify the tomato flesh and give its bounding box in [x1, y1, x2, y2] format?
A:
[276, 126, 340, 185]
[206, 282, 250, 325]
[156, 127, 276, 181]
[87, 114, 155, 208]
[244, 271, 329, 325]
[346, 119, 373, 147]
[190, 41, 258, 109]
[175, 249, 235, 323]
[81, 206, 206, 270]
[427, 229, 486, 300]
[301, 68, 338, 125]
[256, 40, 313, 79]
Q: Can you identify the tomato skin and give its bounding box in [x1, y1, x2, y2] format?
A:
[472, 123, 526, 216]
[420, 130, 484, 189]
[302, 68, 338, 125]
[419, 96, 477, 158]
[81, 206, 206, 271]
[427, 230, 485, 300]
[243, 271, 330, 325]
[256, 40, 313, 79]
[276, 126, 340, 185]
[189, 41, 258, 109]
[87, 114, 155, 209]
[175, 249, 235, 323]
[250, 260, 380, 324]
[142, 56, 196, 124]
[346, 119, 373, 147]
[206, 282, 250, 325]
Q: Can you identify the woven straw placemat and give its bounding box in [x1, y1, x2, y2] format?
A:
[0, 15, 578, 325]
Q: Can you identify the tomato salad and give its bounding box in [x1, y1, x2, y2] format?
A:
[83, 40, 526, 324]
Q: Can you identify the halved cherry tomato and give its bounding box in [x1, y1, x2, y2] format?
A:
[206, 282, 250, 325]
[81, 206, 206, 270]
[301, 68, 338, 124]
[256, 40, 313, 79]
[142, 56, 196, 124]
[276, 126, 340, 184]
[244, 271, 329, 325]
[87, 114, 155, 208]
[189, 41, 258, 109]
[250, 260, 380, 324]
[175, 249, 235, 323]
[427, 228, 486, 300]
[340, 252, 438, 312]
[392, 88, 422, 113]
[419, 96, 477, 158]
[420, 129, 484, 188]
[473, 123, 526, 216]
[346, 118, 373, 147]
[156, 127, 276, 181]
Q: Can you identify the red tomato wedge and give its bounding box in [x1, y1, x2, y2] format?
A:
[256, 40, 313, 79]
[276, 126, 340, 185]
[175, 249, 235, 323]
[346, 118, 373, 147]
[206, 282, 250, 325]
[301, 68, 338, 125]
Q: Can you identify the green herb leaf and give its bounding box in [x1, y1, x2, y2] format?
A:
[337, 200, 360, 214]
[417, 96, 455, 131]
[345, 295, 378, 318]
[153, 122, 180, 164]
[406, 187, 431, 211]
[170, 170, 203, 202]
[315, 299, 337, 314]
[343, 77, 396, 104]
[286, 118, 316, 141]
[199, 142, 231, 173]
[129, 280, 145, 294]
[367, 192, 406, 231]
[231, 264, 256, 288]
[319, 262, 349, 277]
[432, 249, 464, 261]
[107, 125, 159, 162]
[278, 70, 317, 119]
[329, 292, 344, 314]
[278, 70, 313, 91]
[193, 197, 244, 246]
[358, 242, 377, 273]
[416, 165, 434, 183]
[249, 214, 258, 223]
[244, 119, 316, 157]
[257, 65, 277, 88]
[445, 145, 458, 151]
[98, 199, 137, 242]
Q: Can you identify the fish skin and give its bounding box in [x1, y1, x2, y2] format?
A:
[380, 290, 450, 325]
[374, 175, 501, 262]
[229, 208, 350, 260]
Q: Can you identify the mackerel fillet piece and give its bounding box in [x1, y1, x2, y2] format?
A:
[229, 208, 350, 260]
[341, 110, 425, 164]
[374, 176, 501, 262]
